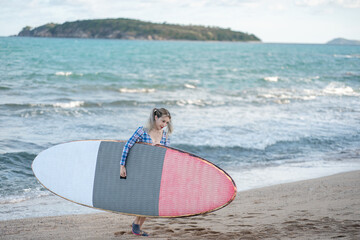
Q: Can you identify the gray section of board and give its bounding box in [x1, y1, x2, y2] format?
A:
[93, 141, 166, 216]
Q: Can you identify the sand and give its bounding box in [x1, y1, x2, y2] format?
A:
[1, 170, 359, 240]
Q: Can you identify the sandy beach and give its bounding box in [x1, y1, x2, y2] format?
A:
[1, 170, 359, 240]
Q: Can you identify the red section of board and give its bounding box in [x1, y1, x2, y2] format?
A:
[158, 148, 236, 217]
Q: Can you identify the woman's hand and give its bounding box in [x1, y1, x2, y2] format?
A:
[120, 165, 127, 178]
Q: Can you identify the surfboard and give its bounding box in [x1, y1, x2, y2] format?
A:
[32, 140, 237, 217]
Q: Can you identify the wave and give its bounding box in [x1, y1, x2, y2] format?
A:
[1, 152, 36, 173]
[1, 101, 90, 118]
[257, 82, 359, 104]
[175, 99, 208, 107]
[52, 101, 84, 108]
[118, 83, 198, 93]
[1, 81, 358, 115]
[0, 140, 44, 155]
[303, 83, 359, 97]
[184, 83, 196, 89]
[55, 71, 73, 76]
[55, 72, 84, 77]
[1, 98, 225, 111]
[118, 88, 156, 93]
[322, 83, 358, 96]
[173, 134, 360, 166]
[0, 152, 41, 199]
[0, 86, 11, 91]
[264, 76, 279, 82]
[2, 101, 87, 110]
[0, 189, 50, 205]
[257, 90, 315, 103]
[334, 54, 360, 59]
[107, 99, 224, 107]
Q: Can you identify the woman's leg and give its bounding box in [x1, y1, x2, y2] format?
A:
[139, 217, 146, 227]
[132, 216, 148, 236]
[134, 216, 146, 227]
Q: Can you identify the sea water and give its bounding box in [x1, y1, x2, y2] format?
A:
[1, 37, 360, 220]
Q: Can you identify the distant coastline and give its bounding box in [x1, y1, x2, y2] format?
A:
[17, 18, 261, 42]
[326, 38, 360, 45]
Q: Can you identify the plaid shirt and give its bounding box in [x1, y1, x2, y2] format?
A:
[120, 126, 170, 166]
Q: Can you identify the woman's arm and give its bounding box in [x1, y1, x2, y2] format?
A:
[120, 127, 144, 178]
[120, 127, 143, 165]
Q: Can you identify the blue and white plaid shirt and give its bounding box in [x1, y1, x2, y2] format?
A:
[120, 126, 170, 166]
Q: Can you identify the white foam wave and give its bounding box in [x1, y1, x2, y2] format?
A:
[300, 96, 317, 100]
[118, 88, 155, 93]
[228, 160, 360, 192]
[323, 83, 357, 96]
[0, 197, 29, 204]
[176, 99, 206, 106]
[273, 99, 291, 104]
[261, 93, 289, 99]
[264, 76, 279, 82]
[55, 72, 72, 76]
[259, 92, 316, 102]
[0, 194, 99, 221]
[0, 189, 50, 205]
[53, 101, 84, 108]
[184, 83, 196, 89]
[334, 54, 360, 59]
[258, 82, 358, 103]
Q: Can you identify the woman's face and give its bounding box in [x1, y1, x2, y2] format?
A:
[155, 115, 170, 131]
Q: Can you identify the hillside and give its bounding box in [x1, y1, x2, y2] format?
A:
[18, 18, 261, 42]
[326, 38, 360, 45]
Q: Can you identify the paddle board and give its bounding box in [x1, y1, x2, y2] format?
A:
[32, 140, 237, 217]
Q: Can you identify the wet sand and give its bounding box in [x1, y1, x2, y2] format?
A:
[1, 170, 359, 239]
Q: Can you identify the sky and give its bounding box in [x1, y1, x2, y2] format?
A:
[1, 0, 359, 43]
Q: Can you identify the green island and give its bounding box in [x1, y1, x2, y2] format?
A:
[18, 18, 260, 42]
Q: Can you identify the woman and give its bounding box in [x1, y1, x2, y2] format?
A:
[120, 108, 173, 236]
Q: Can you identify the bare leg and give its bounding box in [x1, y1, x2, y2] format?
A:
[133, 216, 148, 236]
[134, 216, 146, 227]
[139, 217, 146, 228]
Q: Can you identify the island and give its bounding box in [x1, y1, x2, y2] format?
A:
[17, 18, 261, 42]
[326, 38, 360, 46]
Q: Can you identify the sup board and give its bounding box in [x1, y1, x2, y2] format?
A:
[32, 140, 237, 217]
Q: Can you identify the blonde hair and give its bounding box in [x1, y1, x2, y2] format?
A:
[146, 108, 173, 135]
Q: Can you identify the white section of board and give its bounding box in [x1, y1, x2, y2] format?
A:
[32, 141, 101, 207]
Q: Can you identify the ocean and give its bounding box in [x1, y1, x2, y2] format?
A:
[1, 37, 360, 220]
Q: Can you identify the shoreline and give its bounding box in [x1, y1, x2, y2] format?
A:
[1, 170, 359, 239]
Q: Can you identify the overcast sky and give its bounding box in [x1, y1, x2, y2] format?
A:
[1, 0, 359, 43]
